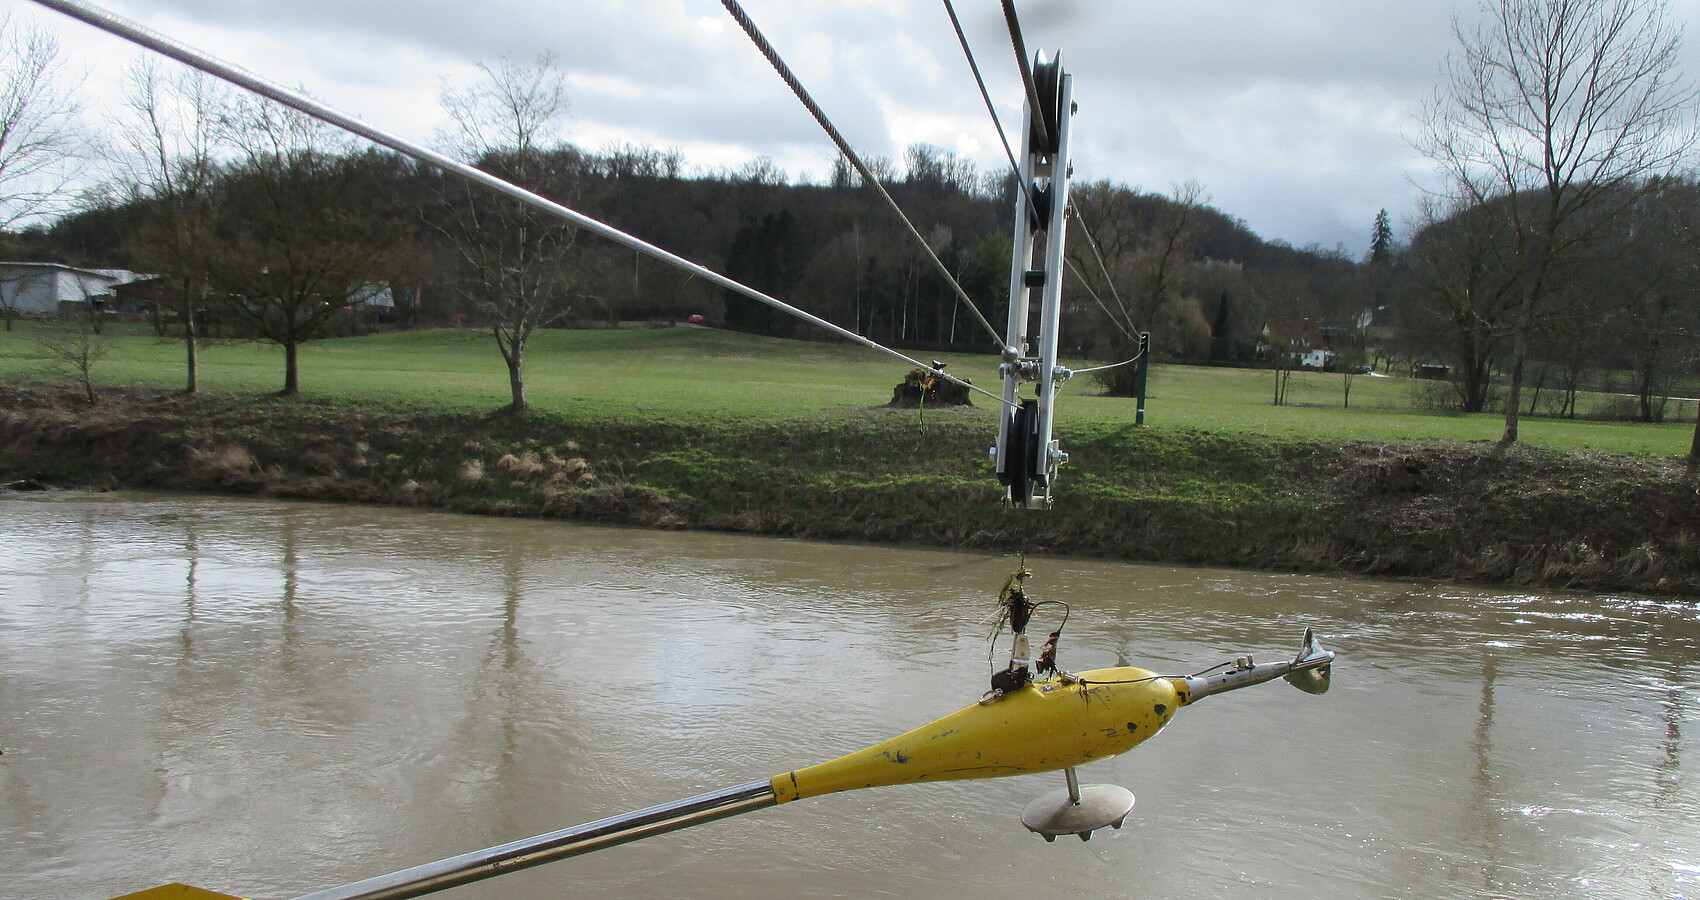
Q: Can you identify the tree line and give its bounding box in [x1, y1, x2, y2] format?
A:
[3, 1, 1698, 444]
[0, 45, 1374, 410]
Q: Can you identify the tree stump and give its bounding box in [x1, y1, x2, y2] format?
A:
[889, 367, 972, 407]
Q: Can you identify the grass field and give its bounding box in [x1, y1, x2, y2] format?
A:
[0, 321, 1692, 456]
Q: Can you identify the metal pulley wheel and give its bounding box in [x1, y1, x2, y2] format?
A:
[1000, 398, 1042, 507]
[1028, 52, 1065, 156]
[1027, 183, 1053, 232]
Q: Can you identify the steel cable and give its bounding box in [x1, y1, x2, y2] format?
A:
[28, 0, 1012, 409]
[975, 0, 1147, 370]
[1001, 0, 1049, 153]
[1064, 203, 1143, 337]
[720, 0, 1007, 352]
[942, 0, 1029, 204]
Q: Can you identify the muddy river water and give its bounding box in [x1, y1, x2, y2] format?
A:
[1, 492, 1695, 900]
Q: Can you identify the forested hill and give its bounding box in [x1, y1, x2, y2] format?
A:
[12, 142, 1364, 363]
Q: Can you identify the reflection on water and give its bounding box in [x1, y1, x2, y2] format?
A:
[0, 492, 1695, 900]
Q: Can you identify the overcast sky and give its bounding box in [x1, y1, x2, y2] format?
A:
[15, 0, 1700, 255]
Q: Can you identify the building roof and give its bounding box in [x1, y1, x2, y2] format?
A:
[0, 261, 155, 284]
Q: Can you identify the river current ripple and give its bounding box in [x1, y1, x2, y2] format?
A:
[0, 492, 1695, 900]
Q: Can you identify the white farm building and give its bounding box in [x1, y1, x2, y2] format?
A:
[0, 262, 153, 316]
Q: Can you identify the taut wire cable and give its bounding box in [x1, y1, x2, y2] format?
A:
[26, 0, 1013, 408]
[721, 0, 1007, 352]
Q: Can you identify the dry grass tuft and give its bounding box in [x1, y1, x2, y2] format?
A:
[187, 443, 257, 484]
[497, 451, 546, 478]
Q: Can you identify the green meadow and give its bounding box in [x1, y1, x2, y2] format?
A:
[0, 322, 1691, 456]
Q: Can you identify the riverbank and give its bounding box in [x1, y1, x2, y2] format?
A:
[3, 384, 1695, 595]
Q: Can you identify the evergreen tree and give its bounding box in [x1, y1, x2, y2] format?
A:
[1208, 290, 1233, 361]
[1369, 208, 1394, 267]
[722, 209, 804, 336]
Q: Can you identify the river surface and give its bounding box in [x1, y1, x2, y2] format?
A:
[0, 492, 1695, 900]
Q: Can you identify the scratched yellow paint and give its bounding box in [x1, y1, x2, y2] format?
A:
[771, 667, 1188, 802]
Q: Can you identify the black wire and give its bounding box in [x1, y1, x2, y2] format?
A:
[1031, 598, 1070, 634]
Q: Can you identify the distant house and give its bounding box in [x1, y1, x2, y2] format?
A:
[0, 262, 154, 316]
[348, 283, 395, 310]
[1262, 319, 1342, 370]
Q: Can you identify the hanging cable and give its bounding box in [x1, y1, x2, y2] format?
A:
[1058, 259, 1146, 376]
[1068, 351, 1145, 376]
[30, 0, 1013, 410]
[720, 0, 1006, 351]
[1062, 258, 1138, 342]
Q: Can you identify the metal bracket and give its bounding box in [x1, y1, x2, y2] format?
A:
[995, 51, 1074, 509]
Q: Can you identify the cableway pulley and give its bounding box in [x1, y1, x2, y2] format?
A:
[996, 51, 1074, 508]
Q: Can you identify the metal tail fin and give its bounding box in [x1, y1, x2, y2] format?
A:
[1283, 627, 1332, 695]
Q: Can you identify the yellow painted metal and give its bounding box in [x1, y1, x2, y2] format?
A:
[110, 884, 246, 900]
[771, 667, 1188, 803]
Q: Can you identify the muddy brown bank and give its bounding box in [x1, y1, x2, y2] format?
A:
[2, 384, 1695, 595]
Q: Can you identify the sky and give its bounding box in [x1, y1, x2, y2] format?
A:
[12, 0, 1700, 256]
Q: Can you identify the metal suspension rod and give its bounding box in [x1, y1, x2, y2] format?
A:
[994, 52, 1073, 509]
[289, 781, 777, 900]
[25, 0, 1009, 408]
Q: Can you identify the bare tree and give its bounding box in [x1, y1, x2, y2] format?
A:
[110, 57, 227, 393]
[1337, 320, 1369, 408]
[1403, 195, 1520, 412]
[0, 11, 87, 231]
[200, 95, 398, 395]
[1068, 180, 1207, 393]
[1419, 0, 1698, 446]
[34, 298, 108, 405]
[0, 12, 87, 332]
[438, 53, 579, 413]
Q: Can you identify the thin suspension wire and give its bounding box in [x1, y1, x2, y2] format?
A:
[1069, 351, 1144, 376]
[1060, 242, 1147, 376]
[25, 0, 1011, 409]
[1053, 257, 1145, 376]
[1062, 257, 1138, 342]
[1064, 203, 1142, 336]
[941, 0, 1044, 227]
[720, 0, 1006, 351]
[948, 0, 1144, 365]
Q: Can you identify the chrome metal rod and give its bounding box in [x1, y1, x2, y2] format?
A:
[24, 0, 1005, 406]
[289, 780, 777, 900]
[1183, 650, 1334, 701]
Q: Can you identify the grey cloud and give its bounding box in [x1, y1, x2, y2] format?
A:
[73, 0, 1700, 252]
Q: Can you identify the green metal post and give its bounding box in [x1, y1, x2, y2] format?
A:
[1134, 332, 1150, 426]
